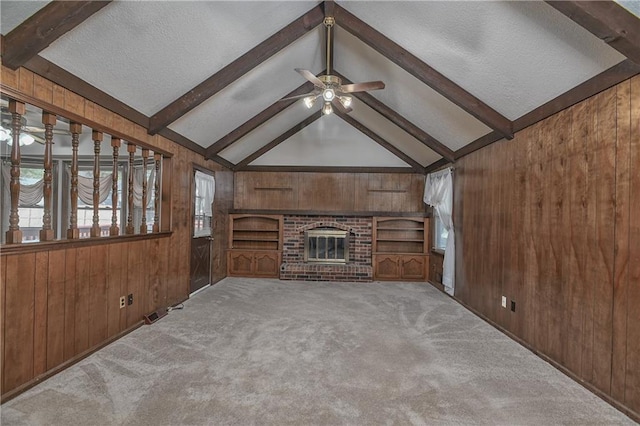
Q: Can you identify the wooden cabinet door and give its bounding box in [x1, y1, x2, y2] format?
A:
[228, 251, 254, 276]
[374, 254, 401, 280]
[400, 255, 427, 280]
[253, 252, 279, 277]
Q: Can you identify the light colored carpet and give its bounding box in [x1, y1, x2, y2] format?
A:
[1, 278, 635, 425]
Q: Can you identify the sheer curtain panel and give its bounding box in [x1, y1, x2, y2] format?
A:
[424, 168, 455, 296]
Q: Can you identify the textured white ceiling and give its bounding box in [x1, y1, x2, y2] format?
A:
[2, 0, 632, 170]
[218, 99, 317, 163]
[40, 1, 321, 115]
[0, 1, 50, 35]
[251, 114, 409, 167]
[339, 1, 625, 120]
[347, 98, 441, 167]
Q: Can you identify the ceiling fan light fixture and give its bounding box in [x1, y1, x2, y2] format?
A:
[339, 96, 352, 108]
[2, 128, 35, 146]
[322, 102, 333, 116]
[20, 134, 35, 146]
[322, 88, 335, 102]
[303, 96, 316, 109]
[0, 127, 11, 143]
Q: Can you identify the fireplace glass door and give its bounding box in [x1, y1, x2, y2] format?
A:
[304, 229, 349, 264]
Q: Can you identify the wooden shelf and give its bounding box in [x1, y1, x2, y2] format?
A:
[228, 214, 283, 277]
[372, 217, 430, 281]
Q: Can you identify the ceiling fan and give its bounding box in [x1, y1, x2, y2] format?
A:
[283, 16, 385, 115]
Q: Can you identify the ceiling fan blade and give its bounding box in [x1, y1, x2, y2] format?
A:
[332, 98, 352, 114]
[295, 68, 325, 88]
[24, 126, 71, 135]
[279, 92, 319, 102]
[31, 134, 45, 144]
[339, 81, 386, 93]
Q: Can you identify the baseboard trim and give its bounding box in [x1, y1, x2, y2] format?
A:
[453, 297, 640, 424]
[1, 321, 144, 404]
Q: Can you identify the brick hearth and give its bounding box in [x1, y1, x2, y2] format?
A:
[280, 215, 373, 282]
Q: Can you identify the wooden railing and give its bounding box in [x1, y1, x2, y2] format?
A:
[1, 98, 165, 244]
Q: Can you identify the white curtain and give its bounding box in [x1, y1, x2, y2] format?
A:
[66, 166, 113, 205]
[2, 164, 44, 206]
[195, 171, 215, 216]
[424, 168, 455, 296]
[132, 165, 155, 208]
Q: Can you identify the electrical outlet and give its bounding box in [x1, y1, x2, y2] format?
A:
[501, 296, 507, 308]
[511, 300, 516, 312]
[128, 294, 133, 306]
[119, 296, 126, 309]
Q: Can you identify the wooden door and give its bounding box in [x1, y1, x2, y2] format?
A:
[190, 236, 211, 293]
[373, 254, 401, 280]
[190, 169, 215, 294]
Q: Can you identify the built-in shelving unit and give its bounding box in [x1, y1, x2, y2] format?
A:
[227, 214, 283, 277]
[372, 217, 429, 281]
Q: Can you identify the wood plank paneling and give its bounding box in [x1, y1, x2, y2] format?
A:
[625, 75, 640, 414]
[33, 252, 49, 377]
[455, 75, 640, 418]
[1, 256, 6, 394]
[63, 248, 77, 361]
[611, 79, 631, 402]
[46, 250, 66, 370]
[74, 247, 91, 355]
[106, 243, 124, 337]
[89, 245, 108, 348]
[3, 254, 36, 392]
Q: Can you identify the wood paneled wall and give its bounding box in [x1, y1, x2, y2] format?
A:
[454, 76, 640, 417]
[0, 66, 231, 399]
[235, 171, 426, 213]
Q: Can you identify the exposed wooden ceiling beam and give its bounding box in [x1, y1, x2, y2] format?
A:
[334, 71, 454, 162]
[424, 158, 453, 174]
[235, 111, 322, 170]
[336, 111, 426, 174]
[455, 58, 640, 160]
[241, 166, 414, 173]
[2, 1, 112, 70]
[205, 79, 317, 159]
[148, 4, 324, 135]
[333, 4, 513, 140]
[546, 1, 640, 65]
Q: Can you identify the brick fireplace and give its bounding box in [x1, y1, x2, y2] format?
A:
[280, 215, 373, 282]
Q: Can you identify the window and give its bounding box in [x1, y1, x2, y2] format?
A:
[193, 171, 215, 237]
[434, 214, 448, 252]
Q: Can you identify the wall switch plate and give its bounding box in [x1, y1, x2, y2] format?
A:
[119, 296, 126, 309]
[501, 296, 507, 308]
[127, 294, 133, 306]
[511, 300, 516, 312]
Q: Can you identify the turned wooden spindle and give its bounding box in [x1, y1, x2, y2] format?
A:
[110, 137, 121, 236]
[153, 153, 161, 233]
[140, 148, 149, 234]
[5, 100, 25, 244]
[126, 143, 136, 235]
[67, 122, 82, 239]
[39, 112, 56, 242]
[90, 130, 103, 237]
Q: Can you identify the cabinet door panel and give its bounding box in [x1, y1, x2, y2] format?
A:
[401, 255, 427, 280]
[374, 255, 400, 280]
[254, 252, 279, 277]
[228, 252, 253, 276]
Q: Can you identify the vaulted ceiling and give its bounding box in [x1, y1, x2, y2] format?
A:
[1, 1, 639, 173]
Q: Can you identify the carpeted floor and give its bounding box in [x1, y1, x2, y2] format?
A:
[1, 278, 635, 425]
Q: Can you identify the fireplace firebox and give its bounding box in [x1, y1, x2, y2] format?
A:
[304, 229, 349, 264]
